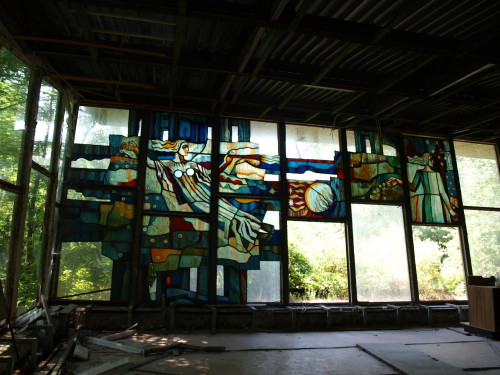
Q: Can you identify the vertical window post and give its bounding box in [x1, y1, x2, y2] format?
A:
[7, 69, 41, 318]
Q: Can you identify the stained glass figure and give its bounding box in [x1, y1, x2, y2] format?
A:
[390, 137, 459, 223]
[144, 138, 211, 213]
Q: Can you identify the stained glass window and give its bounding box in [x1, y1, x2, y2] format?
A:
[403, 136, 459, 224]
[59, 106, 136, 302]
[347, 130, 403, 202]
[142, 215, 209, 303]
[286, 125, 345, 219]
[219, 120, 280, 197]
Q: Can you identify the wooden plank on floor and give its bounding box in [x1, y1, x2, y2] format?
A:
[87, 337, 143, 354]
[357, 343, 467, 375]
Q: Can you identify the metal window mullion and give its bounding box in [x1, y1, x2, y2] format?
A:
[128, 110, 150, 313]
[340, 129, 357, 305]
[6, 69, 41, 319]
[49, 102, 78, 299]
[449, 140, 473, 281]
[208, 117, 221, 304]
[278, 121, 289, 305]
[397, 134, 419, 304]
[39, 91, 66, 299]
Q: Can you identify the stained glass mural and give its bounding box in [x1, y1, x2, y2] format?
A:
[142, 114, 213, 303]
[144, 138, 211, 213]
[217, 198, 281, 303]
[217, 121, 281, 303]
[142, 215, 209, 303]
[350, 153, 403, 201]
[346, 130, 403, 201]
[60, 111, 136, 301]
[288, 152, 346, 219]
[219, 120, 280, 196]
[59, 191, 135, 301]
[402, 136, 459, 223]
[286, 125, 345, 219]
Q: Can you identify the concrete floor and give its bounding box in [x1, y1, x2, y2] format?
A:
[68, 327, 500, 375]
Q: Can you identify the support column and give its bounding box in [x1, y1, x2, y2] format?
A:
[340, 129, 357, 305]
[397, 134, 419, 304]
[278, 121, 289, 305]
[208, 118, 221, 304]
[6, 69, 41, 319]
[40, 92, 67, 298]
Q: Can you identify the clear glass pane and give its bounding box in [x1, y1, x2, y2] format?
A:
[75, 107, 129, 145]
[57, 242, 112, 300]
[18, 170, 49, 311]
[0, 189, 17, 286]
[250, 121, 279, 155]
[352, 204, 411, 302]
[413, 226, 466, 301]
[286, 125, 339, 158]
[247, 261, 281, 303]
[465, 210, 500, 279]
[288, 221, 348, 303]
[33, 82, 59, 169]
[0, 48, 30, 184]
[454, 142, 500, 208]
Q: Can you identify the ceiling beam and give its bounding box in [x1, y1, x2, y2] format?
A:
[13, 35, 168, 57]
[169, 0, 187, 108]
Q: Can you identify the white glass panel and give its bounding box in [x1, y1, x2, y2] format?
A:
[75, 107, 129, 145]
[352, 204, 411, 302]
[455, 142, 500, 208]
[465, 210, 500, 279]
[247, 261, 280, 303]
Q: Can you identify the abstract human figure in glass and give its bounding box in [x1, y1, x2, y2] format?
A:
[386, 153, 458, 223]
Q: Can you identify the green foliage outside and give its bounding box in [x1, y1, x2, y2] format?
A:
[57, 242, 112, 300]
[288, 221, 349, 302]
[17, 171, 49, 310]
[0, 190, 16, 287]
[0, 48, 29, 184]
[413, 226, 466, 301]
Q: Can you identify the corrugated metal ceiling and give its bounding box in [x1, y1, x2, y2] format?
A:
[0, 0, 499, 142]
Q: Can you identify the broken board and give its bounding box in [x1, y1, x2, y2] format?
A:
[357, 343, 467, 375]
